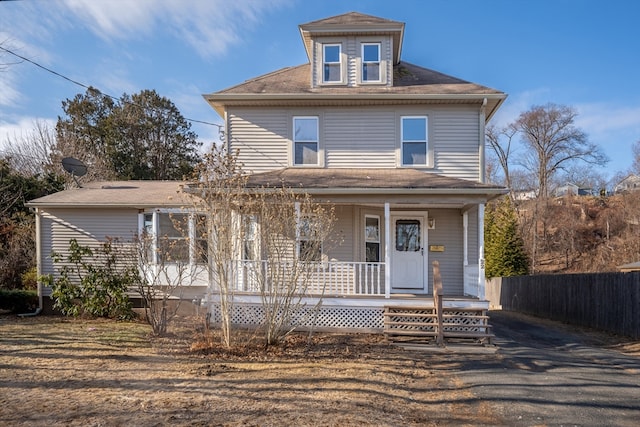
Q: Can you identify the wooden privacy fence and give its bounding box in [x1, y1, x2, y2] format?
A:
[488, 272, 640, 339]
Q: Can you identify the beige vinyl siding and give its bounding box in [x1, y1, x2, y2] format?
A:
[228, 105, 482, 179]
[432, 108, 480, 180]
[323, 205, 354, 261]
[426, 209, 464, 295]
[346, 36, 358, 86]
[325, 109, 396, 168]
[40, 208, 139, 296]
[228, 109, 290, 173]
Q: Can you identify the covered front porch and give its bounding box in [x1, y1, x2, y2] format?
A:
[205, 168, 507, 333]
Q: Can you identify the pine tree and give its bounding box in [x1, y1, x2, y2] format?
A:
[485, 198, 529, 278]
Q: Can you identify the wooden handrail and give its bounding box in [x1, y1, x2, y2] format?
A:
[433, 260, 444, 345]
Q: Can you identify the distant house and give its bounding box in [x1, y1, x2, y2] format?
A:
[513, 189, 537, 201]
[614, 174, 640, 194]
[555, 183, 594, 197]
[29, 12, 508, 333]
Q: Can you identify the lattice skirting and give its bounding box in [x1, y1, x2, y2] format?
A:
[209, 302, 385, 332]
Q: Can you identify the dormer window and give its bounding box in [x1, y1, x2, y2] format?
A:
[362, 43, 381, 82]
[323, 44, 342, 83]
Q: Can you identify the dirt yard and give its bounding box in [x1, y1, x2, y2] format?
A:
[0, 314, 502, 426]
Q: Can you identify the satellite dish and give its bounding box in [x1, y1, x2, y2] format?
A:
[62, 157, 88, 177]
[61, 157, 88, 187]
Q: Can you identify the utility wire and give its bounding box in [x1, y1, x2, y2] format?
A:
[0, 45, 223, 129]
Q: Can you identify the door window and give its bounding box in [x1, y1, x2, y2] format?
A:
[395, 219, 421, 252]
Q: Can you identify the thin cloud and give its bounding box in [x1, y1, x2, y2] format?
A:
[62, 0, 292, 58]
[0, 117, 57, 147]
[575, 103, 640, 140]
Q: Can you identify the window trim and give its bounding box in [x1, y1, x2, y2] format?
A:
[322, 43, 343, 84]
[361, 42, 381, 83]
[400, 115, 429, 167]
[139, 210, 207, 266]
[292, 116, 320, 167]
[297, 213, 323, 262]
[364, 214, 381, 263]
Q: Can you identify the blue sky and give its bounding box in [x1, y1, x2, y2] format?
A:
[1, 0, 639, 181]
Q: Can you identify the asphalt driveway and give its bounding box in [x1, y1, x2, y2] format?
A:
[450, 310, 640, 426]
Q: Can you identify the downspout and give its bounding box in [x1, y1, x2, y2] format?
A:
[19, 207, 43, 317]
[479, 97, 487, 183]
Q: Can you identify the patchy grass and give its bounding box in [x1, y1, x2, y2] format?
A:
[0, 314, 504, 426]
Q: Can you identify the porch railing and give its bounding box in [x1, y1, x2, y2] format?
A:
[232, 260, 386, 297]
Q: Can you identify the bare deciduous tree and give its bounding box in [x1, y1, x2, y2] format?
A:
[3, 120, 57, 177]
[514, 103, 608, 197]
[188, 145, 337, 347]
[631, 139, 640, 175]
[486, 123, 518, 198]
[134, 215, 206, 336]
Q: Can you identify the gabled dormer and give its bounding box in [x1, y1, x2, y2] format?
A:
[299, 12, 405, 88]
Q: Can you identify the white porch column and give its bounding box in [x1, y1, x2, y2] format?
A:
[384, 202, 391, 299]
[462, 211, 469, 266]
[478, 203, 486, 299]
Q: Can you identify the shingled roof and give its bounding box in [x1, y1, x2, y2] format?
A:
[244, 168, 506, 194]
[205, 63, 505, 120]
[26, 181, 190, 208]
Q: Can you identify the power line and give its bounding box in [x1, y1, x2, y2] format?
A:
[0, 45, 223, 129]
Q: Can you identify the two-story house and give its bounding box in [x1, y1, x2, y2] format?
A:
[28, 12, 507, 334]
[200, 12, 507, 330]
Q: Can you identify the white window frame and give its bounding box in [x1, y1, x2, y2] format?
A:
[401, 116, 429, 167]
[365, 214, 381, 263]
[139, 210, 207, 266]
[322, 43, 342, 84]
[293, 116, 319, 166]
[296, 210, 323, 262]
[361, 42, 381, 83]
[241, 214, 260, 261]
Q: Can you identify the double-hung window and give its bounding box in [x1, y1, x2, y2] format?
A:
[241, 214, 259, 261]
[298, 215, 322, 262]
[401, 116, 428, 166]
[362, 43, 381, 82]
[365, 215, 380, 263]
[293, 116, 319, 166]
[323, 44, 341, 83]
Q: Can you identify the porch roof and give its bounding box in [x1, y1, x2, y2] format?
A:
[243, 168, 507, 202]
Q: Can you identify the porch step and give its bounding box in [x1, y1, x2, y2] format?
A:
[383, 305, 494, 344]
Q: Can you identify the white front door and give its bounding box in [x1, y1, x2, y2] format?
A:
[391, 215, 426, 292]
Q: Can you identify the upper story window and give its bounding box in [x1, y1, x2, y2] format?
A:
[401, 116, 428, 166]
[323, 44, 342, 83]
[293, 116, 319, 166]
[362, 43, 381, 82]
